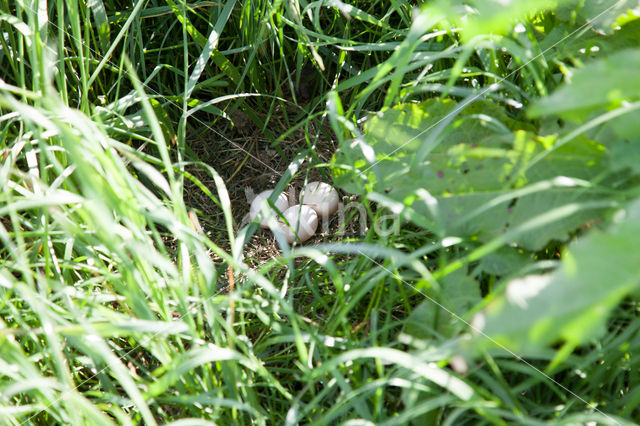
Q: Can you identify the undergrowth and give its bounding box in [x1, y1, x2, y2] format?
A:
[1, 0, 640, 424]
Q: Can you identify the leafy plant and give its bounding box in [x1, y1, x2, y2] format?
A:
[472, 197, 640, 358]
[333, 97, 622, 250]
[3, 0, 640, 424]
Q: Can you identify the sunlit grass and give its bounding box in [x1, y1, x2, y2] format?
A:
[1, 0, 640, 424]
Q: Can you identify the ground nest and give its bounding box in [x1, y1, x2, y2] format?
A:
[182, 100, 363, 264]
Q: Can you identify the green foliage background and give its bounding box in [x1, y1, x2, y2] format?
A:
[1, 0, 640, 424]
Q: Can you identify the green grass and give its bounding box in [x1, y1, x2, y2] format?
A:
[2, 0, 640, 424]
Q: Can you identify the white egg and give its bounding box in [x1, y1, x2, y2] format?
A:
[299, 181, 339, 217]
[249, 189, 289, 228]
[279, 204, 318, 243]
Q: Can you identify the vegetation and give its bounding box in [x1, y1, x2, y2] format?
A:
[1, 0, 640, 424]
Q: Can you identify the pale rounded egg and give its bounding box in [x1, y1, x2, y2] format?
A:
[299, 181, 339, 217]
[249, 189, 289, 228]
[279, 204, 318, 243]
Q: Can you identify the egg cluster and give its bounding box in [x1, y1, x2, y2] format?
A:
[248, 181, 339, 243]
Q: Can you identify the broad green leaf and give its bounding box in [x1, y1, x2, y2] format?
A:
[528, 49, 640, 120]
[602, 108, 640, 140]
[557, 0, 640, 33]
[425, 0, 569, 41]
[333, 99, 613, 250]
[471, 197, 640, 355]
[405, 268, 481, 340]
[478, 246, 532, 276]
[608, 18, 640, 49]
[609, 139, 640, 173]
[333, 98, 531, 195]
[537, 20, 640, 66]
[432, 188, 612, 251]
